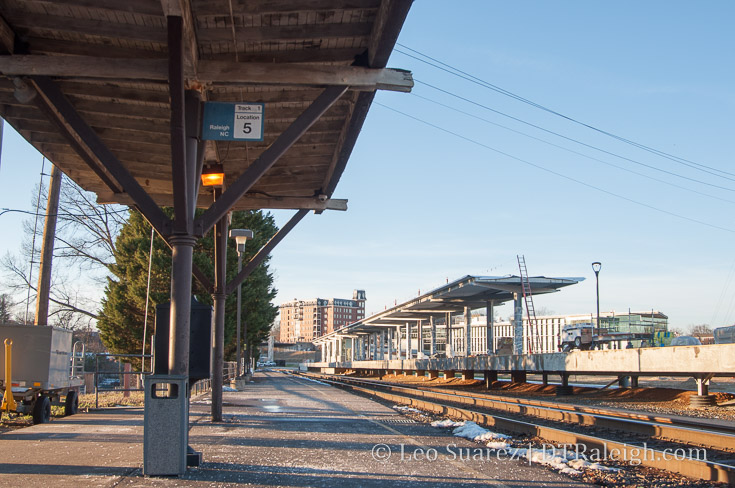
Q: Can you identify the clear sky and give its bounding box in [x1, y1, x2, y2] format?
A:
[1, 2, 734, 331]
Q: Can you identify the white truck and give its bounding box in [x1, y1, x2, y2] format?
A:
[559, 322, 653, 352]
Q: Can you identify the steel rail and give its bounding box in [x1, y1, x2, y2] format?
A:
[317, 374, 735, 436]
[296, 371, 735, 484]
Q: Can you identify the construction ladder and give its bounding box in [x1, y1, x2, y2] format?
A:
[517, 255, 539, 354]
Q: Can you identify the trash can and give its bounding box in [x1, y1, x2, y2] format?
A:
[143, 375, 189, 476]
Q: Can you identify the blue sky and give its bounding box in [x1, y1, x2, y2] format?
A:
[1, 2, 734, 330]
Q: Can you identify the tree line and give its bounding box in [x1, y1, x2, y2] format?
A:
[1, 175, 279, 365]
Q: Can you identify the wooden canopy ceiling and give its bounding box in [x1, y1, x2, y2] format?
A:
[0, 0, 413, 214]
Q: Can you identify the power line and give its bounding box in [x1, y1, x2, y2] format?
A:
[373, 101, 735, 234]
[411, 92, 735, 205]
[415, 80, 735, 194]
[395, 43, 735, 181]
[0, 207, 130, 219]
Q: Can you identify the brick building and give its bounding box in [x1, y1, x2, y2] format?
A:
[279, 290, 365, 343]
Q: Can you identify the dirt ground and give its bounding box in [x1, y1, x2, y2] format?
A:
[373, 373, 735, 420]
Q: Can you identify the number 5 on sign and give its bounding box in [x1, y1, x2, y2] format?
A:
[201, 102, 265, 141]
[234, 104, 264, 141]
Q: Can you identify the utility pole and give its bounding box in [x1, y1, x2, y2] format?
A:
[35, 164, 62, 326]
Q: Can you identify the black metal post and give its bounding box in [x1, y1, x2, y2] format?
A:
[592, 262, 601, 333]
[236, 252, 242, 377]
[211, 189, 228, 422]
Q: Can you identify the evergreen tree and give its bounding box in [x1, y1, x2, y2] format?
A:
[97, 209, 278, 366]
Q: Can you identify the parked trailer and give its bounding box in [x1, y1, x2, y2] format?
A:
[559, 323, 653, 351]
[0, 324, 84, 424]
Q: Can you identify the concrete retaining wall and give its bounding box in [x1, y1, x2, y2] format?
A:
[308, 344, 735, 377]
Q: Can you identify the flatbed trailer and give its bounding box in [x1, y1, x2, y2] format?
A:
[1, 324, 84, 424]
[560, 323, 653, 351]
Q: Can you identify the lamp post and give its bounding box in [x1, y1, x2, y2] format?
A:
[592, 262, 601, 333]
[230, 229, 253, 377]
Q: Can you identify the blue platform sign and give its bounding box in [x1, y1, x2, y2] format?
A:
[201, 102, 265, 141]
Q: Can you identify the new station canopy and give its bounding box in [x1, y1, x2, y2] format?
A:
[319, 275, 585, 338]
[0, 0, 413, 217]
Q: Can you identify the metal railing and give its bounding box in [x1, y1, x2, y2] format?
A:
[92, 356, 239, 407]
[94, 353, 152, 408]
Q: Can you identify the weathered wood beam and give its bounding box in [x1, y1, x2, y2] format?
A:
[25, 0, 165, 16]
[192, 0, 379, 15]
[160, 0, 199, 76]
[0, 56, 413, 91]
[28, 37, 166, 60]
[0, 12, 15, 53]
[3, 11, 168, 44]
[202, 63, 413, 92]
[97, 191, 346, 212]
[197, 21, 372, 43]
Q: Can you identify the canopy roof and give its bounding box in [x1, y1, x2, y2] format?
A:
[0, 0, 413, 213]
[315, 274, 585, 339]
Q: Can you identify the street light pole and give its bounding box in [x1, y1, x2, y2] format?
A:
[592, 262, 601, 333]
[230, 229, 253, 377]
[236, 251, 242, 377]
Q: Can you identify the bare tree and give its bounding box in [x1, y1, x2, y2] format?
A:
[1, 175, 128, 329]
[690, 324, 713, 339]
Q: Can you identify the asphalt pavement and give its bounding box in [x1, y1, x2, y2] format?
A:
[0, 370, 593, 487]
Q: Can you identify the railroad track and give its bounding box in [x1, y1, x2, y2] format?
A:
[295, 371, 735, 485]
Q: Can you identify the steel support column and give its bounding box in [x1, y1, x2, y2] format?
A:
[446, 312, 453, 358]
[486, 301, 494, 355]
[210, 190, 228, 422]
[380, 330, 386, 359]
[417, 320, 423, 358]
[514, 292, 524, 355]
[387, 329, 393, 360]
[405, 322, 411, 359]
[464, 306, 472, 357]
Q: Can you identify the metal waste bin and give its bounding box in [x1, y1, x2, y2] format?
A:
[143, 375, 189, 476]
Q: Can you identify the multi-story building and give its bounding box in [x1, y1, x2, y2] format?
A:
[279, 290, 366, 343]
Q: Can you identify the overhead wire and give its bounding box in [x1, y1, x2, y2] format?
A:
[395, 43, 735, 180]
[411, 92, 735, 205]
[414, 80, 735, 194]
[373, 101, 735, 235]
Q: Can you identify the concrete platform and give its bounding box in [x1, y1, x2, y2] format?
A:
[0, 371, 592, 487]
[310, 343, 735, 378]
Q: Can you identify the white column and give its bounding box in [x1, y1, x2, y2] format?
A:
[446, 312, 453, 358]
[486, 301, 494, 355]
[387, 329, 393, 360]
[465, 306, 472, 357]
[404, 322, 410, 359]
[350, 337, 355, 362]
[514, 292, 524, 355]
[430, 316, 436, 356]
[417, 320, 424, 358]
[380, 330, 386, 359]
[396, 325, 402, 359]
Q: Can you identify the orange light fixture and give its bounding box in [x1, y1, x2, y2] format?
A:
[201, 164, 224, 187]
